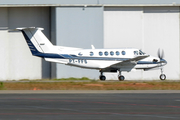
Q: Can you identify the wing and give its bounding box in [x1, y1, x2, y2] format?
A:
[123, 55, 149, 63]
[103, 55, 149, 72]
[111, 55, 149, 67]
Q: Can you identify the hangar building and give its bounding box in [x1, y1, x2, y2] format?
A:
[0, 0, 180, 80]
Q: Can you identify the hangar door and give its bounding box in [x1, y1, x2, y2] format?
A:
[104, 7, 143, 49]
[54, 7, 103, 79]
[0, 7, 50, 80]
[104, 7, 179, 80]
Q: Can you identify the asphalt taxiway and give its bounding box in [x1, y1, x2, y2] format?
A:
[0, 90, 180, 120]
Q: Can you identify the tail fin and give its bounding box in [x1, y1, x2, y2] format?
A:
[17, 27, 54, 55]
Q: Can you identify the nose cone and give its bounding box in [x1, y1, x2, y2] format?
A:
[160, 59, 167, 66]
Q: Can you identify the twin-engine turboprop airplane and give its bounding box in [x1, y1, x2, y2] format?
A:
[16, 27, 167, 81]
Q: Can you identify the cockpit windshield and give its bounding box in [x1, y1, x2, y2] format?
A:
[139, 50, 145, 55]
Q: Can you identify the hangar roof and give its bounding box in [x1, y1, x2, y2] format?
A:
[0, 0, 180, 7]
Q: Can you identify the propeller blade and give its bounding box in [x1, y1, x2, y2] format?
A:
[157, 49, 164, 59]
[158, 49, 161, 58]
[161, 49, 164, 59]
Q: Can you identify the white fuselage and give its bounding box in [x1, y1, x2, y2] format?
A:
[45, 48, 165, 72]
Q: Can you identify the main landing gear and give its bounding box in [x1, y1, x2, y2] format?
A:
[99, 70, 125, 81]
[99, 72, 106, 81]
[118, 71, 125, 81]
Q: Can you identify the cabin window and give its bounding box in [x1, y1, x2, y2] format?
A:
[110, 51, 114, 56]
[116, 51, 120, 56]
[104, 51, 108, 56]
[122, 51, 126, 55]
[134, 51, 138, 55]
[90, 51, 94, 56]
[99, 51, 103, 56]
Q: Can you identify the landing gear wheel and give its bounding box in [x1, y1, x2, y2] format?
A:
[99, 75, 106, 81]
[118, 75, 125, 81]
[160, 74, 166, 80]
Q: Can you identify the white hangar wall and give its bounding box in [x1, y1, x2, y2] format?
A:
[104, 7, 179, 80]
[0, 5, 179, 80]
[0, 7, 50, 80]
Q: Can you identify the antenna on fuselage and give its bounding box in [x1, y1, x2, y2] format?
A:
[91, 45, 95, 49]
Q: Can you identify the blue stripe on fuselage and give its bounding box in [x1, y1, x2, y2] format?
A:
[137, 61, 158, 64]
[61, 54, 73, 58]
[32, 52, 130, 60]
[41, 54, 129, 61]
[34, 53, 65, 58]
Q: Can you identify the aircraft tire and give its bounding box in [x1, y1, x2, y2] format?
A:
[118, 75, 125, 81]
[160, 74, 166, 80]
[99, 75, 106, 81]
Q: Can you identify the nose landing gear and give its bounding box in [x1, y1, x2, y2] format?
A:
[160, 74, 166, 80]
[158, 49, 167, 80]
[160, 68, 166, 80]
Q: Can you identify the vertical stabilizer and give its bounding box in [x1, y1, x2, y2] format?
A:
[17, 27, 54, 55]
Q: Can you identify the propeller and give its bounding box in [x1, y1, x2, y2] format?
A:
[157, 48, 167, 80]
[156, 49, 167, 80]
[158, 48, 164, 60]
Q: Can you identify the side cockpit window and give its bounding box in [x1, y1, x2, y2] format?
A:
[134, 51, 138, 55]
[139, 50, 145, 55]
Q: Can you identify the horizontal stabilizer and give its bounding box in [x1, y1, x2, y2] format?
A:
[16, 27, 44, 31]
[45, 58, 68, 64]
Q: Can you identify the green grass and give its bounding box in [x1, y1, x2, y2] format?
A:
[54, 77, 94, 80]
[1, 80, 180, 90]
[0, 82, 4, 90]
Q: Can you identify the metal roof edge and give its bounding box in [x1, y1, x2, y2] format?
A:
[0, 4, 180, 7]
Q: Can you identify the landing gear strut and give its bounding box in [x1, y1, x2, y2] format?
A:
[118, 71, 125, 81]
[99, 71, 106, 81]
[99, 70, 125, 81]
[160, 68, 166, 80]
[158, 49, 167, 80]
